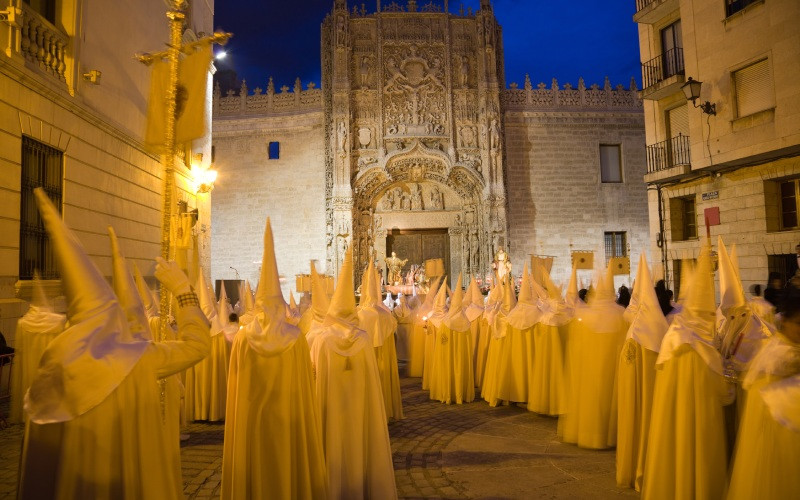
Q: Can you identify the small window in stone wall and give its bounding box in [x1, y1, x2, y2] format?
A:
[669, 195, 697, 241]
[604, 231, 627, 265]
[268, 141, 280, 160]
[733, 59, 774, 118]
[780, 179, 799, 230]
[600, 144, 623, 183]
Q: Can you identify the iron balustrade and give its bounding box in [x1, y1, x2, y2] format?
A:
[646, 134, 691, 174]
[636, 0, 657, 12]
[641, 47, 684, 90]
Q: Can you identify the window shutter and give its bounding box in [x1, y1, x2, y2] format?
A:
[667, 104, 689, 138]
[735, 60, 774, 118]
[600, 145, 622, 183]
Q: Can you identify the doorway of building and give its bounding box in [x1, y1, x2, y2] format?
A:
[385, 229, 450, 283]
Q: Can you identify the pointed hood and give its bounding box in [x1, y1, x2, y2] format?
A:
[516, 263, 533, 304]
[242, 217, 301, 356]
[416, 276, 442, 322]
[507, 264, 540, 330]
[196, 272, 225, 336]
[464, 276, 484, 322]
[625, 253, 669, 352]
[716, 236, 762, 363]
[25, 188, 148, 424]
[428, 276, 449, 327]
[623, 254, 645, 324]
[217, 280, 239, 340]
[500, 274, 517, 314]
[314, 246, 370, 359]
[109, 226, 151, 341]
[358, 262, 397, 347]
[408, 283, 421, 309]
[299, 261, 329, 335]
[133, 263, 159, 319]
[327, 246, 358, 323]
[393, 292, 413, 323]
[243, 280, 255, 315]
[483, 273, 504, 326]
[657, 239, 722, 373]
[288, 291, 299, 314]
[443, 274, 470, 331]
[383, 292, 395, 311]
[31, 271, 51, 310]
[565, 264, 579, 309]
[592, 262, 616, 303]
[538, 264, 572, 327]
[18, 272, 66, 341]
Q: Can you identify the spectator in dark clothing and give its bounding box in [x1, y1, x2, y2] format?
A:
[617, 285, 631, 307]
[764, 272, 786, 311]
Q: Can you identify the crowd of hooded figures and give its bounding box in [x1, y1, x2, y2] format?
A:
[8, 190, 800, 499]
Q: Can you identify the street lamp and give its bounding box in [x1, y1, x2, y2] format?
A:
[681, 77, 716, 115]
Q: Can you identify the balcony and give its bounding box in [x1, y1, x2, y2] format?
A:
[644, 134, 691, 184]
[1, 2, 69, 87]
[634, 0, 680, 24]
[640, 48, 685, 100]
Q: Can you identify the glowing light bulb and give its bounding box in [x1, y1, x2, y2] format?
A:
[215, 50, 227, 60]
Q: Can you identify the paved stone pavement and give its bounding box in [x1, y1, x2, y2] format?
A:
[0, 378, 639, 499]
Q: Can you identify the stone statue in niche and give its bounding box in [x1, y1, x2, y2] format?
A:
[460, 126, 476, 148]
[359, 56, 371, 88]
[358, 127, 372, 149]
[429, 186, 444, 210]
[459, 56, 469, 87]
[336, 16, 346, 46]
[382, 190, 394, 210]
[490, 118, 501, 151]
[400, 191, 411, 210]
[470, 230, 480, 271]
[392, 187, 404, 210]
[410, 183, 423, 210]
[337, 121, 348, 153]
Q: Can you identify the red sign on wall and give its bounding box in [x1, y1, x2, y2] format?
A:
[704, 206, 720, 226]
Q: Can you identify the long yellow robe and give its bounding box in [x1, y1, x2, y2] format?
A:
[221, 332, 327, 500]
[407, 320, 426, 377]
[474, 315, 492, 389]
[311, 331, 398, 500]
[429, 324, 475, 404]
[641, 344, 729, 500]
[422, 322, 439, 390]
[184, 332, 229, 421]
[558, 317, 583, 443]
[528, 323, 566, 415]
[727, 334, 800, 500]
[615, 339, 658, 491]
[18, 306, 209, 500]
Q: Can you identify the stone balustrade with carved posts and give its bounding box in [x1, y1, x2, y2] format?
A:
[502, 75, 642, 112]
[11, 2, 69, 84]
[213, 78, 323, 117]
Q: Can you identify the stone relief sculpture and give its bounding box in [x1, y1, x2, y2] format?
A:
[358, 127, 372, 148]
[459, 56, 469, 87]
[337, 121, 347, 153]
[429, 186, 444, 210]
[359, 56, 371, 88]
[410, 183, 423, 210]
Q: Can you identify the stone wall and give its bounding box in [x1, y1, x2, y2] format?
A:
[504, 106, 650, 287]
[211, 111, 327, 300]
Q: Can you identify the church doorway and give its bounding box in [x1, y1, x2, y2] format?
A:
[385, 228, 450, 283]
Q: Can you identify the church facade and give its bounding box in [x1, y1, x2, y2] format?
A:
[211, 0, 650, 293]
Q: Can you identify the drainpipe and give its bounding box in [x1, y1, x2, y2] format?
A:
[656, 184, 669, 288]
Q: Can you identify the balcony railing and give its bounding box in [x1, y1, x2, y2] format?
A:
[641, 47, 684, 90]
[11, 3, 69, 83]
[646, 134, 690, 174]
[636, 0, 656, 11]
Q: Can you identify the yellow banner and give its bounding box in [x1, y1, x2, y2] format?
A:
[571, 251, 594, 270]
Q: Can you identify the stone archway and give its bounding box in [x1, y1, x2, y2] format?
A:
[351, 142, 490, 287]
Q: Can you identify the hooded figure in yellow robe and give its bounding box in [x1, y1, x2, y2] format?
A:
[299, 261, 331, 343]
[496, 264, 539, 404]
[475, 276, 501, 389]
[423, 279, 449, 390]
[482, 275, 516, 406]
[407, 277, 441, 377]
[393, 293, 414, 362]
[10, 273, 66, 423]
[560, 264, 627, 449]
[221, 218, 328, 500]
[17, 189, 210, 500]
[727, 289, 800, 500]
[558, 264, 585, 441]
[615, 253, 668, 491]
[358, 263, 403, 420]
[309, 248, 398, 500]
[429, 274, 475, 404]
[642, 241, 731, 500]
[184, 262, 230, 422]
[529, 265, 571, 416]
[464, 277, 485, 374]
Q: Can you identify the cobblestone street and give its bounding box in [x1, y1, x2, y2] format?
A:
[1, 377, 637, 499]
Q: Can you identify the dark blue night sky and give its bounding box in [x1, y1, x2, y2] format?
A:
[214, 0, 641, 92]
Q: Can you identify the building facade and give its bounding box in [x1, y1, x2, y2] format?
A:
[0, 0, 215, 346]
[211, 0, 651, 294]
[634, 0, 800, 295]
